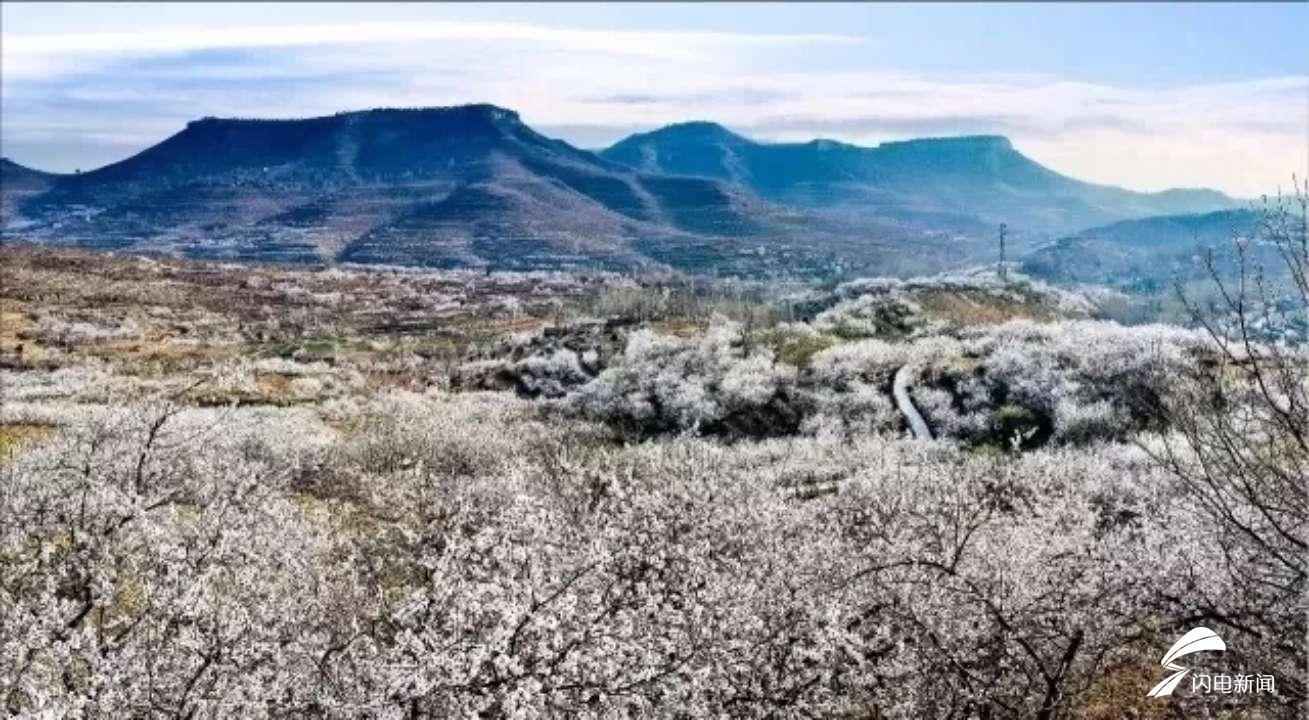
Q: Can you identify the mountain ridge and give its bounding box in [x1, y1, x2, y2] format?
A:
[1020, 208, 1263, 292]
[599, 121, 1238, 234]
[6, 105, 874, 275]
[3, 104, 1242, 277]
[1, 158, 62, 225]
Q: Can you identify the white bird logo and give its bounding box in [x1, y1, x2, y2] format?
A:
[1146, 627, 1226, 698]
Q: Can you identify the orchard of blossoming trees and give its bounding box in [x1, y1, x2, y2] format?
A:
[0, 194, 1304, 717]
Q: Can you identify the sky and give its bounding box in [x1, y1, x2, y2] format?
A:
[2, 2, 1306, 197]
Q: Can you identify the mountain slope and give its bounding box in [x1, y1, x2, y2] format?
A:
[1, 157, 58, 189]
[8, 106, 832, 272]
[603, 122, 757, 185]
[1020, 209, 1262, 291]
[601, 124, 1237, 235]
[1, 158, 62, 226]
[4, 106, 1243, 279]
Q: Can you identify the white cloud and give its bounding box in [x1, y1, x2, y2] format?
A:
[1, 20, 862, 75]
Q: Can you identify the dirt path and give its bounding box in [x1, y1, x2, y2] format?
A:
[893, 364, 933, 440]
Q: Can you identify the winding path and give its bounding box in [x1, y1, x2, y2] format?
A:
[893, 364, 933, 441]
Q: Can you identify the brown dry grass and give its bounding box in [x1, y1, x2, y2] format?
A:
[1076, 658, 1178, 719]
[0, 306, 34, 345]
[88, 336, 240, 373]
[255, 372, 293, 398]
[185, 372, 308, 407]
[915, 289, 1059, 326]
[0, 424, 57, 462]
[0, 303, 46, 365]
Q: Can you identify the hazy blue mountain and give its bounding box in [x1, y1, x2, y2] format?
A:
[9, 106, 856, 273]
[3, 105, 1241, 278]
[602, 122, 757, 185]
[1, 157, 58, 188]
[602, 123, 1237, 235]
[1020, 209, 1262, 292]
[1, 158, 62, 226]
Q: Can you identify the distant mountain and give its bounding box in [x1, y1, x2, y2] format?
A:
[602, 122, 757, 185]
[1020, 209, 1262, 292]
[601, 123, 1238, 236]
[1, 158, 62, 225]
[10, 105, 864, 273]
[3, 105, 1241, 278]
[1, 157, 59, 189]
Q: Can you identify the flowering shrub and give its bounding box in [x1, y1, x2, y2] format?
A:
[956, 320, 1207, 443]
[1, 394, 1290, 716]
[812, 292, 926, 339]
[567, 315, 1202, 447]
[34, 315, 143, 346]
[3, 244, 1299, 714]
[568, 322, 801, 437]
[798, 268, 1101, 328]
[513, 348, 591, 399]
[799, 338, 911, 437]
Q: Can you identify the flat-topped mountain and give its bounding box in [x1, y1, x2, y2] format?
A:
[3, 105, 1240, 277]
[601, 123, 1237, 234]
[11, 106, 840, 273]
[59, 105, 603, 189]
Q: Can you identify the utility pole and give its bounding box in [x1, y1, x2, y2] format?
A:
[998, 222, 1007, 281]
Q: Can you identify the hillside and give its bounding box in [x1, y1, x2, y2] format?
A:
[7, 105, 857, 274]
[0, 157, 58, 190]
[1, 231, 1299, 718]
[3, 105, 1241, 277]
[1020, 209, 1262, 292]
[0, 158, 61, 226]
[601, 123, 1237, 235]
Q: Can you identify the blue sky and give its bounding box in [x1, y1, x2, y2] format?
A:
[3, 2, 1305, 195]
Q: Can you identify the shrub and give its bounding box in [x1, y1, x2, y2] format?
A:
[568, 322, 801, 437]
[0, 376, 1288, 717]
[812, 292, 924, 339]
[562, 316, 1200, 447]
[760, 323, 838, 369]
[514, 348, 591, 398]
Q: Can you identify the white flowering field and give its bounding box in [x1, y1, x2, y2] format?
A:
[1, 235, 1303, 718]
